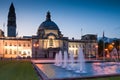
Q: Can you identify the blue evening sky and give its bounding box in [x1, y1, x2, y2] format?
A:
[0, 0, 120, 39]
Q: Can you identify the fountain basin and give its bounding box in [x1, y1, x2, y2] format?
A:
[35, 62, 120, 80]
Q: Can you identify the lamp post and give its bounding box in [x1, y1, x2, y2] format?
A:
[33, 42, 39, 59]
[118, 45, 120, 59]
[3, 37, 4, 59]
[103, 40, 105, 61]
[95, 45, 98, 60]
[105, 48, 108, 59]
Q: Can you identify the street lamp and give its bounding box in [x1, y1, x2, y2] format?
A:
[112, 42, 115, 45]
[33, 42, 39, 59]
[95, 45, 98, 60]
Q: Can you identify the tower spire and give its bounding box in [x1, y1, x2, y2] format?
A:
[7, 2, 16, 37]
[46, 11, 51, 21]
[103, 31, 105, 38]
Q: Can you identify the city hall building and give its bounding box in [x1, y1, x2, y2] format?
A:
[0, 3, 98, 58]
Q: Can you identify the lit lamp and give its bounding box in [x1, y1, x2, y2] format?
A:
[112, 42, 115, 45]
[33, 42, 39, 59]
[105, 48, 110, 58]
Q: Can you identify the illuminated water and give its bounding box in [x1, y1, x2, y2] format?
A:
[36, 62, 120, 79]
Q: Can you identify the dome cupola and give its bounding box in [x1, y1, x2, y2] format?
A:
[37, 11, 62, 38]
[38, 11, 59, 31]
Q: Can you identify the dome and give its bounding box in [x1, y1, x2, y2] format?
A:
[38, 11, 59, 30]
[39, 20, 59, 30]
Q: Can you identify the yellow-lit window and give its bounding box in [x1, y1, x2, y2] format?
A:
[5, 49, 7, 54]
[23, 43, 26, 47]
[10, 49, 12, 54]
[19, 51, 21, 54]
[28, 43, 30, 47]
[5, 42, 7, 46]
[19, 43, 21, 46]
[49, 38, 53, 46]
[10, 43, 12, 46]
[76, 50, 78, 55]
[73, 45, 74, 48]
[14, 51, 16, 54]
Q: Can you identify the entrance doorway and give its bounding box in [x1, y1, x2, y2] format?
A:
[53, 52, 56, 58]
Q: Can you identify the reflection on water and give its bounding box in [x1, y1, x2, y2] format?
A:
[92, 62, 119, 75]
[36, 62, 120, 79]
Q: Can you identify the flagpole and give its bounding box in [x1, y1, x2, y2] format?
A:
[81, 28, 83, 39]
[103, 31, 105, 61]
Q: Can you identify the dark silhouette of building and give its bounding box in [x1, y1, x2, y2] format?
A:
[7, 3, 16, 37]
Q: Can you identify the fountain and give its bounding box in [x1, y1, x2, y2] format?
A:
[32, 48, 120, 80]
[34, 48, 120, 80]
[110, 48, 118, 61]
[54, 50, 63, 66]
[66, 51, 74, 70]
[75, 47, 86, 73]
[69, 52, 74, 65]
[62, 51, 68, 68]
[54, 53, 59, 66]
[55, 48, 86, 73]
[58, 50, 63, 66]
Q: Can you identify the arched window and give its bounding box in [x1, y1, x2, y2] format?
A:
[19, 51, 21, 54]
[76, 50, 78, 55]
[10, 49, 12, 54]
[5, 49, 7, 54]
[23, 43, 26, 47]
[49, 38, 53, 46]
[5, 42, 7, 46]
[14, 51, 16, 54]
[28, 44, 30, 47]
[19, 43, 21, 46]
[10, 43, 12, 46]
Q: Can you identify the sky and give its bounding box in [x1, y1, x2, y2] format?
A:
[0, 0, 120, 39]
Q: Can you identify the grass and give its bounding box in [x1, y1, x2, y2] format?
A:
[1, 60, 120, 80]
[0, 60, 39, 80]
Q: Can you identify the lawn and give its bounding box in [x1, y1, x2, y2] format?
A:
[1, 60, 120, 80]
[0, 60, 39, 80]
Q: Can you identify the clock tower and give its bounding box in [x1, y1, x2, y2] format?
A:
[7, 3, 16, 37]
